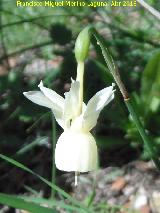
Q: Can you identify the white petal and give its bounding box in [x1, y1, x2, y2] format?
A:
[24, 82, 65, 128]
[64, 81, 80, 126]
[51, 109, 64, 129]
[23, 91, 54, 108]
[71, 77, 75, 83]
[38, 81, 65, 128]
[55, 130, 98, 172]
[83, 84, 115, 131]
[38, 81, 64, 109]
[82, 102, 87, 113]
[69, 102, 87, 131]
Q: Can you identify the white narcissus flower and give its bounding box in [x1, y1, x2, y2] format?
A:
[23, 62, 115, 185]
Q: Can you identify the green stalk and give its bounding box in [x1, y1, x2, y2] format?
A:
[76, 61, 85, 115]
[90, 27, 160, 170]
[51, 113, 57, 199]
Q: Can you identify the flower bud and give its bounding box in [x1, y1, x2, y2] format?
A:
[75, 26, 92, 62]
[55, 130, 98, 172]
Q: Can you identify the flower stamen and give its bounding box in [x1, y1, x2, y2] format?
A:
[75, 171, 79, 186]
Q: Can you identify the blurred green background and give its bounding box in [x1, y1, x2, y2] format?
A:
[0, 0, 160, 205]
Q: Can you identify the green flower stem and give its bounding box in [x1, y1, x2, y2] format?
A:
[76, 61, 84, 115]
[51, 114, 57, 199]
[90, 27, 160, 170]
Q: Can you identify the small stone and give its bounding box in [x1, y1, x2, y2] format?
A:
[123, 186, 135, 196]
[139, 205, 150, 213]
[108, 197, 117, 205]
[150, 191, 160, 213]
[135, 161, 151, 171]
[111, 177, 126, 191]
[134, 194, 148, 209]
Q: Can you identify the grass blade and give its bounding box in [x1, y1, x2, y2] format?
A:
[20, 196, 84, 212]
[0, 154, 90, 212]
[0, 193, 57, 213]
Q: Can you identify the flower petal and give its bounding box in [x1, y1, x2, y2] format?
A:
[63, 81, 80, 127]
[23, 86, 65, 128]
[38, 81, 64, 109]
[23, 91, 54, 108]
[70, 102, 87, 131]
[82, 84, 115, 131]
[51, 109, 64, 129]
[37, 81, 65, 128]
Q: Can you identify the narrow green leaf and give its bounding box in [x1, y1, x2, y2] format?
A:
[85, 187, 96, 208]
[141, 51, 160, 113]
[20, 196, 83, 212]
[0, 154, 90, 212]
[15, 137, 48, 156]
[141, 53, 160, 92]
[0, 193, 57, 213]
[23, 185, 40, 196]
